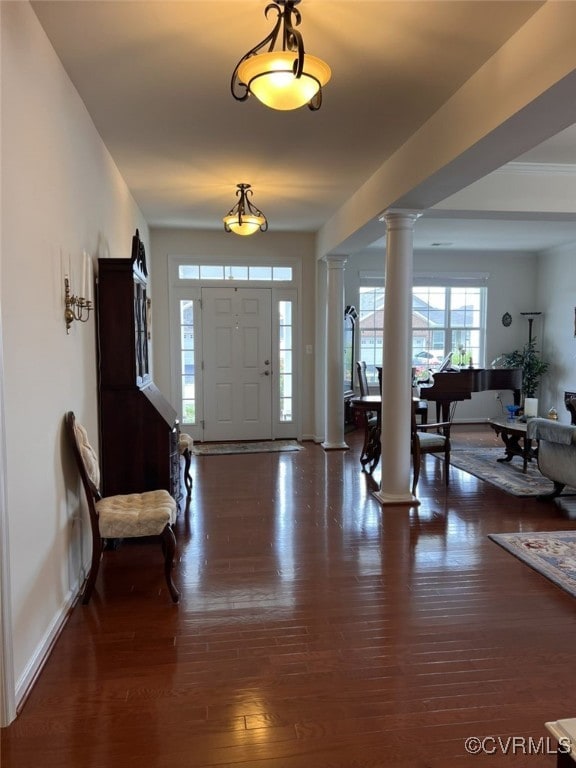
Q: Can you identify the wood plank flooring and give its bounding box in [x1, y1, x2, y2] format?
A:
[3, 425, 576, 767]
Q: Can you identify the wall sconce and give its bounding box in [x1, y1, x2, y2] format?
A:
[223, 183, 268, 236]
[65, 252, 93, 334]
[231, 0, 331, 111]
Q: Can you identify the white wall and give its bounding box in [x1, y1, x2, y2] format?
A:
[344, 247, 540, 421]
[1, 1, 147, 718]
[149, 228, 317, 438]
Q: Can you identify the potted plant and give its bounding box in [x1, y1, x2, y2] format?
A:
[498, 338, 549, 398]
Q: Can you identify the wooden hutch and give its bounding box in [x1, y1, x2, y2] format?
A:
[344, 305, 358, 426]
[96, 230, 180, 499]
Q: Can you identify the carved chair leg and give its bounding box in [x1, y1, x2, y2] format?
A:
[161, 525, 180, 603]
[82, 539, 104, 605]
[183, 449, 192, 498]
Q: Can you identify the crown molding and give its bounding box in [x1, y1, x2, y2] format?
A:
[500, 161, 576, 175]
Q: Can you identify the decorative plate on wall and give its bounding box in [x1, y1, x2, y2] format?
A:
[502, 312, 512, 327]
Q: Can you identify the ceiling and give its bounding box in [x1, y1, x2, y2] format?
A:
[31, 0, 576, 254]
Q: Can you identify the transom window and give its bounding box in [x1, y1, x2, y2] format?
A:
[178, 264, 292, 281]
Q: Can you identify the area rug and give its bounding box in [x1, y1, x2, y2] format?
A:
[489, 531, 576, 599]
[449, 447, 576, 497]
[193, 440, 304, 456]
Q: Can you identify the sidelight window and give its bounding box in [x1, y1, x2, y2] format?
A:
[179, 300, 196, 424]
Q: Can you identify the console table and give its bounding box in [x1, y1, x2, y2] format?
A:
[489, 419, 537, 473]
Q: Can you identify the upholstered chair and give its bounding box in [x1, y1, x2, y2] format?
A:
[65, 411, 179, 604]
[411, 405, 451, 494]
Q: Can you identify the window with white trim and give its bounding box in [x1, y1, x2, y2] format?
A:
[179, 299, 196, 423]
[278, 301, 293, 422]
[412, 285, 485, 376]
[358, 278, 487, 383]
[358, 286, 384, 384]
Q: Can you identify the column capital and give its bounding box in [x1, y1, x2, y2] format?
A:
[323, 253, 348, 267]
[379, 209, 423, 229]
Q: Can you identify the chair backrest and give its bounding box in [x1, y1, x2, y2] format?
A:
[411, 400, 420, 439]
[65, 411, 102, 504]
[356, 361, 370, 397]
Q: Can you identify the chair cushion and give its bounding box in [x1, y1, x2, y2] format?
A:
[417, 431, 446, 450]
[96, 490, 177, 538]
[178, 433, 194, 453]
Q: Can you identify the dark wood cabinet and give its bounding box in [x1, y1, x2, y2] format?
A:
[96, 230, 180, 499]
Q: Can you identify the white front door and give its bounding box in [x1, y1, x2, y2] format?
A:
[202, 287, 272, 441]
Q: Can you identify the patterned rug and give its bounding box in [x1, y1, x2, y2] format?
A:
[489, 531, 576, 599]
[449, 447, 576, 497]
[193, 440, 304, 456]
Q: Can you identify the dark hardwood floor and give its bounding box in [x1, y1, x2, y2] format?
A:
[3, 425, 576, 767]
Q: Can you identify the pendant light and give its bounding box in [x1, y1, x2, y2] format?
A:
[231, 0, 331, 112]
[223, 184, 268, 236]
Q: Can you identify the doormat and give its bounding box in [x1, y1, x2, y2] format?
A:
[489, 531, 576, 599]
[449, 447, 576, 497]
[193, 440, 304, 456]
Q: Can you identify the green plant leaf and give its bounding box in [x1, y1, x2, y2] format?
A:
[499, 338, 549, 398]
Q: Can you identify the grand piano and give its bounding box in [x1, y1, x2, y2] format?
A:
[420, 368, 523, 420]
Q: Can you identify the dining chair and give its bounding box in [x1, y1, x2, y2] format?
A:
[355, 361, 379, 465]
[65, 411, 180, 604]
[411, 402, 452, 494]
[356, 360, 371, 397]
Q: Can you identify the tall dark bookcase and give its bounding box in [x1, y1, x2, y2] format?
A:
[96, 230, 180, 499]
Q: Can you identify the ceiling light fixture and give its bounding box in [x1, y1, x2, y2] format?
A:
[223, 184, 268, 236]
[231, 0, 331, 112]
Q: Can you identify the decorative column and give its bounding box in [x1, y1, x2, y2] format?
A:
[374, 210, 421, 506]
[322, 254, 348, 450]
[314, 258, 328, 442]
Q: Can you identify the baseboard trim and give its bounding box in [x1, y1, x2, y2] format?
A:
[15, 584, 80, 716]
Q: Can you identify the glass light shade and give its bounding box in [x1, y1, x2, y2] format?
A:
[223, 214, 264, 236]
[237, 51, 331, 111]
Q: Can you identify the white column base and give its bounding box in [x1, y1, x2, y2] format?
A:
[373, 489, 420, 507]
[321, 441, 349, 451]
